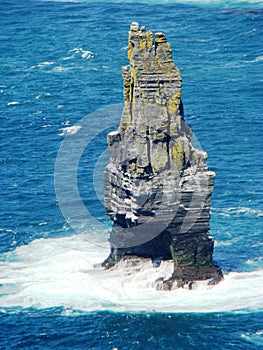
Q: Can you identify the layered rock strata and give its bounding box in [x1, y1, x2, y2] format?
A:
[103, 23, 223, 289]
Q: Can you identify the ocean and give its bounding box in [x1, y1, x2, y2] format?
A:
[0, 0, 262, 348]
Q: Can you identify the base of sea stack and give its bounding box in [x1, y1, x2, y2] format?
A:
[102, 255, 223, 291]
[164, 265, 223, 290]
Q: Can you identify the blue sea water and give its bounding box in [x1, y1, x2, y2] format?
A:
[0, 0, 263, 348]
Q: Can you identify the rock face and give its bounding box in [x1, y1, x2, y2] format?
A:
[103, 23, 223, 288]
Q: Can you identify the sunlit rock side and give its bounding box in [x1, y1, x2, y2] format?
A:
[103, 22, 223, 290]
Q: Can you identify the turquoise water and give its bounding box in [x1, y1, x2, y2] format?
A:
[0, 0, 262, 348]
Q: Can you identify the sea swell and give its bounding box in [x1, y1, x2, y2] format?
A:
[40, 0, 263, 9]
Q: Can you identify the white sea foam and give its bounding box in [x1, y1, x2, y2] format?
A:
[41, 125, 52, 128]
[40, 61, 55, 65]
[36, 93, 52, 99]
[212, 206, 263, 217]
[59, 125, 82, 136]
[254, 55, 263, 62]
[0, 234, 262, 313]
[63, 48, 94, 61]
[29, 61, 55, 70]
[7, 101, 20, 106]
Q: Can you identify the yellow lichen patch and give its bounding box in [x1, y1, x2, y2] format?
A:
[156, 38, 167, 44]
[171, 139, 183, 169]
[146, 31, 153, 48]
[127, 42, 133, 62]
[155, 32, 167, 44]
[130, 66, 136, 80]
[139, 34, 146, 50]
[168, 91, 181, 113]
[136, 167, 145, 175]
[128, 161, 136, 174]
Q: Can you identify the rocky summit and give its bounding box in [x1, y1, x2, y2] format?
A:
[103, 22, 223, 289]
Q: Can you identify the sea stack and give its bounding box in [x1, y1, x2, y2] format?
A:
[103, 23, 223, 289]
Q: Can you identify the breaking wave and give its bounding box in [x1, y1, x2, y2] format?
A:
[0, 233, 262, 313]
[59, 125, 82, 136]
[63, 48, 94, 61]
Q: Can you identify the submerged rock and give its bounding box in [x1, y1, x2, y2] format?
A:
[103, 22, 223, 289]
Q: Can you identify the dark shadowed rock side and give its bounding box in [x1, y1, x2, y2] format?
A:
[103, 22, 223, 289]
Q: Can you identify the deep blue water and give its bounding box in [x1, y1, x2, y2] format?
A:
[0, 0, 263, 348]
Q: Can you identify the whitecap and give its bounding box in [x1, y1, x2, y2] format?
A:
[62, 56, 75, 61]
[81, 51, 93, 59]
[59, 125, 82, 136]
[227, 207, 263, 216]
[40, 61, 55, 66]
[29, 61, 55, 70]
[36, 93, 52, 99]
[255, 55, 263, 62]
[212, 206, 263, 217]
[67, 47, 94, 60]
[243, 55, 263, 63]
[7, 101, 20, 106]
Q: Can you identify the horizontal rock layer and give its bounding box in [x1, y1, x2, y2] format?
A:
[103, 22, 223, 286]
